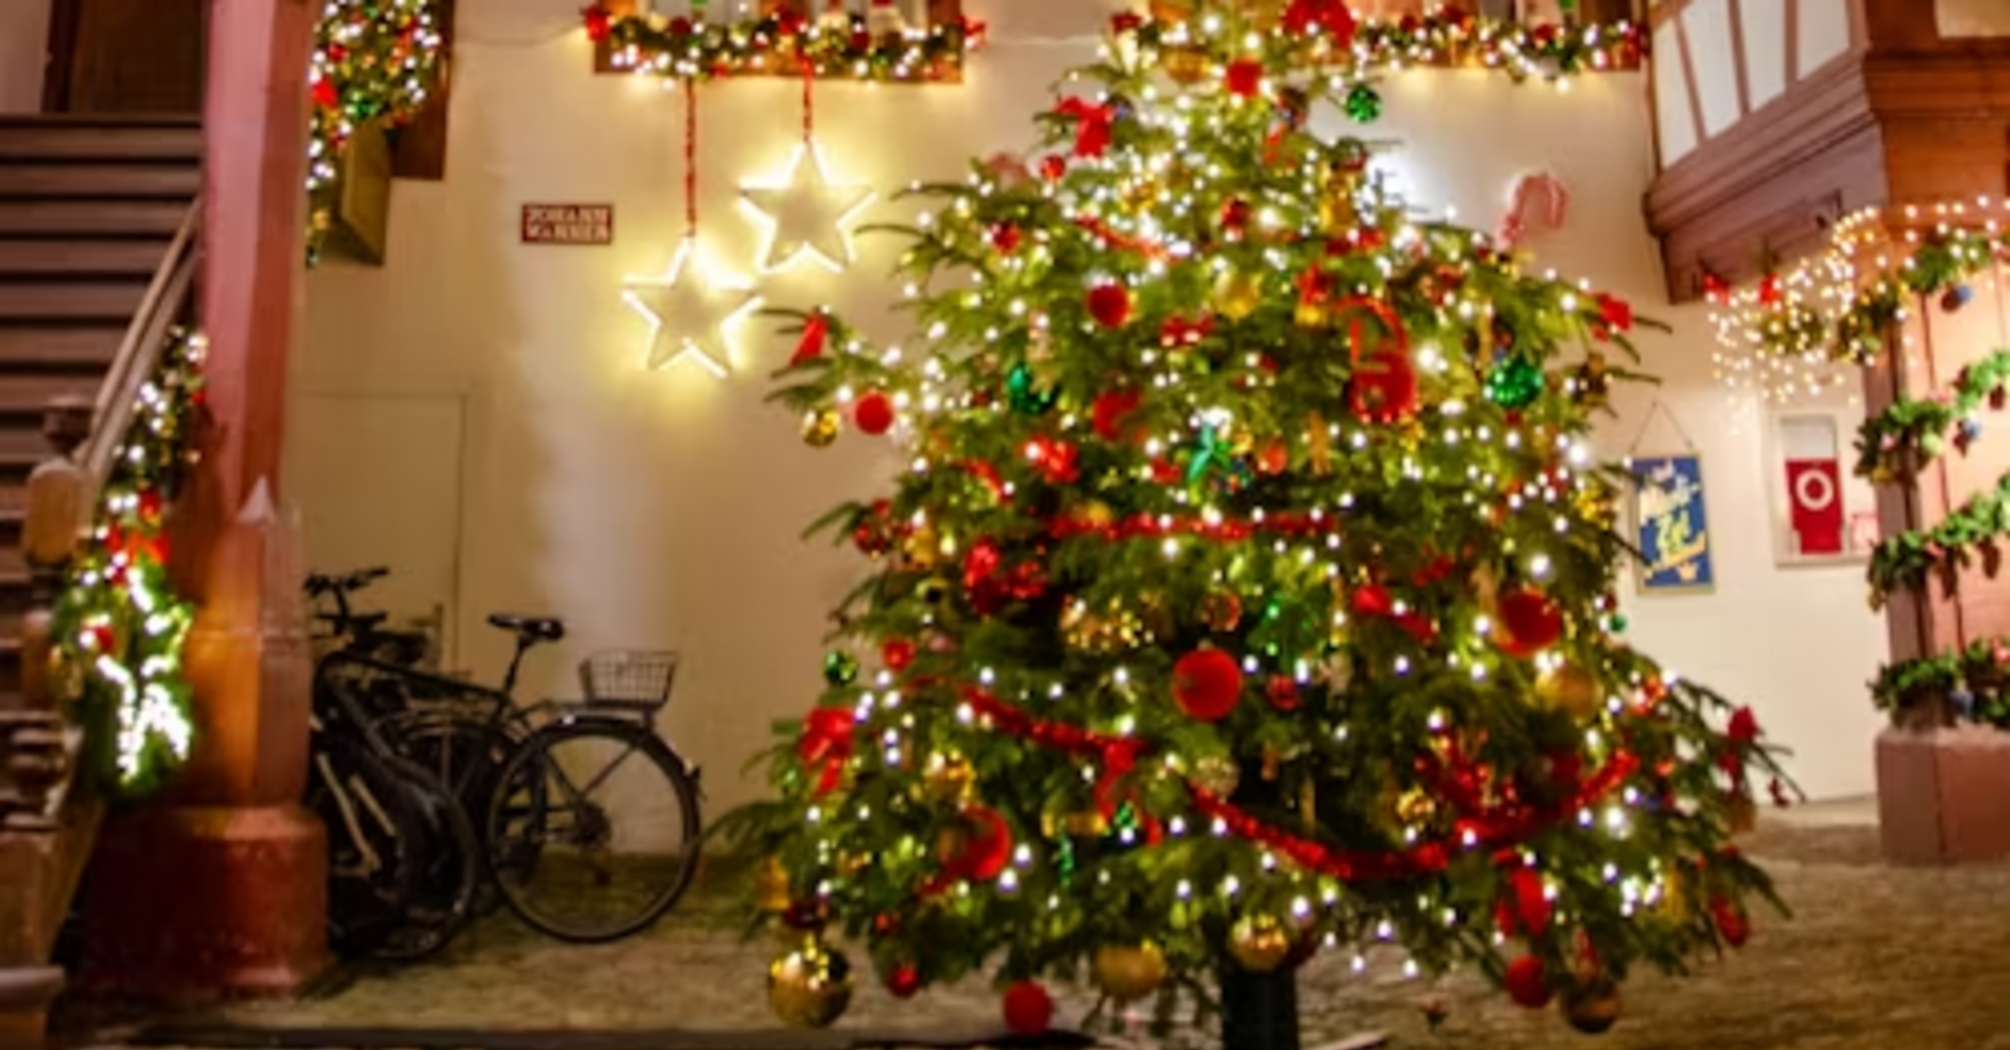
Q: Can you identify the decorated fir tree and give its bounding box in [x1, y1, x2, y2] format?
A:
[723, 2, 1785, 1044]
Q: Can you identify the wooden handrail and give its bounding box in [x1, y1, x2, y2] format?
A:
[79, 198, 202, 505]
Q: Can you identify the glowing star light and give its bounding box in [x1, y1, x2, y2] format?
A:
[739, 143, 876, 273]
[622, 238, 764, 377]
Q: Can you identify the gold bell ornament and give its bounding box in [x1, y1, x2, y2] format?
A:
[768, 938, 855, 1028]
[801, 408, 841, 448]
[920, 751, 976, 803]
[1091, 942, 1170, 1003]
[1535, 664, 1604, 720]
[1214, 270, 1264, 321]
[1228, 915, 1293, 973]
[755, 856, 792, 914]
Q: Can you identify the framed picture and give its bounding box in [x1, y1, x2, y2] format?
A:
[1764, 408, 1875, 566]
[1630, 453, 1714, 593]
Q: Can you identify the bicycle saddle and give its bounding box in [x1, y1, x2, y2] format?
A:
[487, 613, 566, 643]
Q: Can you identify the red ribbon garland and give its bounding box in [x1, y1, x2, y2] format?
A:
[681, 78, 700, 239]
[953, 687, 1640, 882]
[1047, 509, 1341, 543]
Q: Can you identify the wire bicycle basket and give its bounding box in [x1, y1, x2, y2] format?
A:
[579, 650, 680, 710]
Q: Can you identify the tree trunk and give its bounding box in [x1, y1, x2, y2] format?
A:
[1220, 962, 1301, 1050]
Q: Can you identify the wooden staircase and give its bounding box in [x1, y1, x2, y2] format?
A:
[0, 112, 202, 1049]
[0, 114, 201, 692]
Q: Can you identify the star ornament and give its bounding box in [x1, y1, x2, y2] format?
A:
[622, 238, 764, 377]
[739, 141, 876, 274]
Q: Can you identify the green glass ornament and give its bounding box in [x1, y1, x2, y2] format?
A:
[1006, 363, 1055, 416]
[823, 650, 860, 687]
[1344, 83, 1383, 124]
[1607, 613, 1629, 634]
[1486, 355, 1546, 410]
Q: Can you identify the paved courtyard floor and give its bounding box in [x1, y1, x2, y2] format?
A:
[81, 801, 2010, 1050]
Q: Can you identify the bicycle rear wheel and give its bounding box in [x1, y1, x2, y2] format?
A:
[486, 718, 702, 943]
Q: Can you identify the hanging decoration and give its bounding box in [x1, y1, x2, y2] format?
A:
[308, 0, 444, 261]
[739, 62, 877, 273]
[52, 328, 205, 796]
[1496, 172, 1569, 251]
[623, 81, 764, 377]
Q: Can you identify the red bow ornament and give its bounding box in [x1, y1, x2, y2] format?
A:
[797, 707, 857, 797]
[1054, 97, 1116, 159]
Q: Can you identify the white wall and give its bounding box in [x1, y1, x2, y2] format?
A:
[292, 0, 1887, 809]
[1940, 0, 2010, 37]
[0, 0, 52, 113]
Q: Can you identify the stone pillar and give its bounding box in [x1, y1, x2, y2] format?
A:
[79, 0, 327, 999]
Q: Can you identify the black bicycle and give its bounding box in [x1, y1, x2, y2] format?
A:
[312, 602, 706, 943]
[305, 569, 481, 961]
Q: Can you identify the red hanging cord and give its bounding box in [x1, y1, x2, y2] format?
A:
[800, 56, 815, 145]
[683, 77, 699, 239]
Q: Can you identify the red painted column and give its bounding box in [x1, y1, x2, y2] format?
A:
[79, 0, 328, 998]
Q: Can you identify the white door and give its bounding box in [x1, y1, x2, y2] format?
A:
[288, 392, 468, 668]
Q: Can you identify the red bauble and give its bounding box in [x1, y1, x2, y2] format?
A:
[1504, 955, 1552, 1010]
[1002, 980, 1055, 1035]
[1494, 867, 1551, 937]
[582, 4, 612, 40]
[311, 78, 339, 109]
[882, 638, 917, 673]
[1225, 59, 1265, 98]
[1040, 155, 1068, 182]
[886, 962, 924, 999]
[943, 805, 1013, 881]
[1087, 283, 1133, 329]
[1496, 588, 1563, 657]
[1349, 583, 1394, 618]
[1597, 293, 1634, 333]
[1256, 439, 1289, 475]
[990, 223, 1023, 254]
[854, 392, 896, 436]
[1092, 389, 1143, 442]
[1172, 648, 1243, 722]
[87, 624, 117, 653]
[1348, 348, 1420, 424]
[1711, 900, 1750, 947]
[1265, 674, 1301, 712]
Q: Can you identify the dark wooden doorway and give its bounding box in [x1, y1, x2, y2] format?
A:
[44, 0, 207, 114]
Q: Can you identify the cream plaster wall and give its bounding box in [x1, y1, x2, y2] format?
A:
[1939, 0, 2010, 37]
[291, 0, 1887, 811]
[0, 0, 52, 113]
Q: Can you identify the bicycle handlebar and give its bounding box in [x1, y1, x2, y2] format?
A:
[304, 567, 390, 598]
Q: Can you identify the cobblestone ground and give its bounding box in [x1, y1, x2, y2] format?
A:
[106, 813, 2010, 1050]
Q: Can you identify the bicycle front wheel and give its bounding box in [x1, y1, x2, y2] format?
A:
[486, 718, 701, 943]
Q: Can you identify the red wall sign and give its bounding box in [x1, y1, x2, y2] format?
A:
[1785, 458, 1845, 556]
[521, 204, 614, 245]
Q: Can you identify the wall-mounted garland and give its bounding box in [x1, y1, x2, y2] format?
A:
[1860, 347, 2010, 728]
[582, 2, 1642, 86]
[308, 0, 445, 261]
[1709, 203, 2010, 403]
[51, 330, 205, 797]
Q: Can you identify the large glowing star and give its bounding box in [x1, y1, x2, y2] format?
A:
[739, 142, 875, 273]
[622, 238, 764, 377]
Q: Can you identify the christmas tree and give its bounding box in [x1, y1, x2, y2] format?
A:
[723, 2, 1785, 1043]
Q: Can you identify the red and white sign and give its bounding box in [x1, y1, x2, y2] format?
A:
[1785, 458, 1845, 555]
[521, 204, 614, 245]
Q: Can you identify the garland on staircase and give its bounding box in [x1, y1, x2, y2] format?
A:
[51, 329, 205, 797]
[1861, 347, 2010, 728]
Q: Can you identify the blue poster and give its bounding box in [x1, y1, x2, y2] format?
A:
[1631, 455, 1713, 592]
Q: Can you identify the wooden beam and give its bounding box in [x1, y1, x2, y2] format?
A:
[1728, 0, 1752, 118]
[1673, 8, 1711, 148]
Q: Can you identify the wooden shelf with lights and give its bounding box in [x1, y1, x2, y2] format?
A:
[589, 0, 972, 84]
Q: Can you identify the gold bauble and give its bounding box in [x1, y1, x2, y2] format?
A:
[1294, 300, 1329, 329]
[1189, 753, 1240, 796]
[1214, 271, 1264, 321]
[801, 409, 841, 448]
[1395, 787, 1437, 826]
[1317, 194, 1357, 237]
[1227, 916, 1293, 973]
[768, 940, 855, 1028]
[921, 752, 976, 803]
[1660, 864, 1697, 921]
[900, 522, 942, 570]
[1535, 665, 1604, 720]
[755, 856, 792, 914]
[1162, 45, 1208, 85]
[1560, 977, 1621, 1035]
[1092, 943, 1169, 1003]
[1076, 500, 1116, 528]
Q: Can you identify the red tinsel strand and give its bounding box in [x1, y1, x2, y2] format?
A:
[682, 78, 699, 238]
[1046, 509, 1343, 542]
[800, 55, 815, 144]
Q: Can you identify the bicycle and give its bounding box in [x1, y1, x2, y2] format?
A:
[316, 612, 706, 943]
[304, 568, 481, 961]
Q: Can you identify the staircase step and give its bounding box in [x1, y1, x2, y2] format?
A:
[0, 200, 187, 238]
[0, 120, 199, 165]
[0, 281, 150, 323]
[0, 375, 110, 418]
[0, 239, 172, 277]
[0, 325, 126, 368]
[0, 164, 202, 200]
